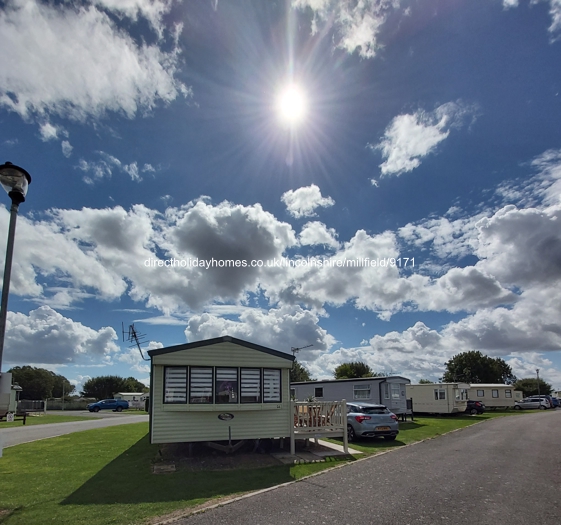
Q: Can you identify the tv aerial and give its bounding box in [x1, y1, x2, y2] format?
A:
[291, 344, 313, 356]
[122, 323, 150, 361]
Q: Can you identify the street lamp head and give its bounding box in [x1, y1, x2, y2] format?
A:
[0, 162, 31, 204]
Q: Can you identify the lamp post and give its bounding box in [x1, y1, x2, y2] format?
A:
[0, 162, 31, 375]
[536, 368, 540, 397]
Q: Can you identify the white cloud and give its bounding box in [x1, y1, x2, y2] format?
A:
[61, 140, 73, 158]
[0, 0, 189, 122]
[475, 204, 561, 288]
[374, 101, 478, 177]
[281, 184, 335, 218]
[70, 375, 92, 395]
[3, 148, 561, 376]
[92, 0, 176, 38]
[0, 204, 129, 301]
[185, 305, 336, 355]
[399, 212, 484, 260]
[294, 0, 401, 58]
[4, 306, 119, 365]
[117, 340, 162, 373]
[123, 162, 141, 182]
[39, 122, 60, 141]
[548, 0, 561, 37]
[501, 0, 561, 40]
[76, 152, 154, 183]
[299, 221, 340, 249]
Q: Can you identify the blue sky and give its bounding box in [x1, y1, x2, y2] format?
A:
[2, 0, 561, 393]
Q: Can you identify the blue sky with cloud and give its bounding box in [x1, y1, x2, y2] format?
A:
[2, 0, 561, 392]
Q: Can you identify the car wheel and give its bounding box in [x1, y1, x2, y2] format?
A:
[539, 405, 546, 410]
[93, 407, 100, 413]
[116, 406, 123, 412]
[514, 405, 521, 410]
[383, 435, 397, 441]
[470, 408, 478, 415]
[347, 424, 356, 442]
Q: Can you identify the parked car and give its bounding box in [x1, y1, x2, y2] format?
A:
[551, 397, 560, 408]
[536, 395, 556, 408]
[87, 399, 129, 412]
[346, 402, 399, 442]
[465, 400, 485, 415]
[514, 397, 549, 410]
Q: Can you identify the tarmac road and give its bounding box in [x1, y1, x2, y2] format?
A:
[173, 410, 561, 525]
[0, 413, 148, 448]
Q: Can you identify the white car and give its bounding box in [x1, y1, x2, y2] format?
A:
[514, 397, 549, 410]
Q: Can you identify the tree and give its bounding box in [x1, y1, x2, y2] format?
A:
[123, 376, 149, 393]
[442, 351, 517, 384]
[333, 361, 383, 379]
[51, 373, 76, 398]
[290, 361, 313, 383]
[8, 366, 58, 400]
[513, 378, 553, 397]
[418, 379, 434, 384]
[81, 375, 147, 400]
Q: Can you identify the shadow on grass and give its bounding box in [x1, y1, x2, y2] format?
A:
[63, 435, 295, 506]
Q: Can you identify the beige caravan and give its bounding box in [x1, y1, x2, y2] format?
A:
[406, 383, 470, 414]
[148, 336, 294, 445]
[468, 384, 523, 408]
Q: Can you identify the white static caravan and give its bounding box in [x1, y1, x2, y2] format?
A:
[467, 384, 523, 408]
[406, 383, 470, 414]
[114, 392, 146, 409]
[147, 336, 294, 445]
[290, 376, 411, 416]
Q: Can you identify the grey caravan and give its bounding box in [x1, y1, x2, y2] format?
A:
[291, 376, 411, 416]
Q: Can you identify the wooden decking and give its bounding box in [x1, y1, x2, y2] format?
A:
[290, 400, 348, 455]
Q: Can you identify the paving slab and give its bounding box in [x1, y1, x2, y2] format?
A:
[271, 438, 362, 464]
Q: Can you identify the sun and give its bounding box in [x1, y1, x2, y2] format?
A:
[276, 84, 307, 125]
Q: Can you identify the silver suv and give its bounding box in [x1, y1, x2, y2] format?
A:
[514, 397, 549, 410]
[346, 402, 399, 442]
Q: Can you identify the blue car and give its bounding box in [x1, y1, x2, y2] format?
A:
[87, 399, 129, 412]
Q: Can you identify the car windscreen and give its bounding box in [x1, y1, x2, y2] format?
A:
[357, 407, 389, 414]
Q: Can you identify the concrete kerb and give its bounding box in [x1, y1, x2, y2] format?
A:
[151, 417, 496, 525]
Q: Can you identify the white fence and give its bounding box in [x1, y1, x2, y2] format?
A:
[290, 400, 348, 455]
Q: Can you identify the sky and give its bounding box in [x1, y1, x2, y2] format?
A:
[2, 0, 561, 394]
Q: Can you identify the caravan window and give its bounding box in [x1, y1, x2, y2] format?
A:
[315, 387, 324, 398]
[189, 367, 213, 404]
[391, 383, 400, 400]
[505, 390, 512, 398]
[384, 384, 390, 399]
[434, 389, 446, 400]
[164, 366, 187, 404]
[215, 368, 238, 404]
[353, 385, 370, 400]
[477, 390, 484, 397]
[263, 369, 281, 403]
[457, 388, 469, 401]
[240, 368, 261, 403]
[492, 389, 499, 398]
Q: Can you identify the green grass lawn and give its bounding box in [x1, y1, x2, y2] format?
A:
[0, 410, 527, 525]
[0, 414, 98, 429]
[0, 423, 345, 525]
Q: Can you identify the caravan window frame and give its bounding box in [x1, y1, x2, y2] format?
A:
[353, 384, 371, 400]
[434, 389, 446, 400]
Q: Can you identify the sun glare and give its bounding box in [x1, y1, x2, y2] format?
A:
[277, 84, 307, 125]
